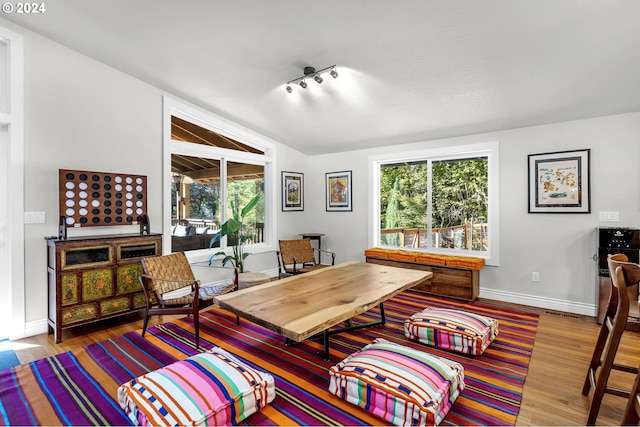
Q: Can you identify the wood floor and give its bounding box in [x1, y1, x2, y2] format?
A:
[8, 300, 640, 426]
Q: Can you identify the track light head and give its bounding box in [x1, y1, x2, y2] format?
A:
[285, 65, 337, 94]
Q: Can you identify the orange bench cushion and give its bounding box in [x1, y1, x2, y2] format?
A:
[365, 248, 484, 270]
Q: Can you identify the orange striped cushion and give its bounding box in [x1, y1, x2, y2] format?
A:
[364, 248, 390, 259]
[387, 250, 417, 262]
[118, 347, 275, 426]
[444, 256, 485, 270]
[329, 338, 464, 426]
[414, 254, 447, 266]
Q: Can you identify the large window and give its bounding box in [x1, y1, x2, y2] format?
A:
[0, 26, 24, 339]
[371, 142, 499, 265]
[163, 98, 274, 261]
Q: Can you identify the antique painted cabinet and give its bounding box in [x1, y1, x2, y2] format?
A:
[47, 233, 161, 343]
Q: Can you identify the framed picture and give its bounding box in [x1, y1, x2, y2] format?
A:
[528, 149, 590, 213]
[326, 170, 352, 212]
[282, 171, 304, 211]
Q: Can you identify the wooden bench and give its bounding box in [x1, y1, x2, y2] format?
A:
[364, 248, 485, 301]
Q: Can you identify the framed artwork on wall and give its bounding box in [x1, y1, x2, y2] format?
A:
[528, 148, 590, 213]
[326, 170, 352, 212]
[282, 171, 304, 211]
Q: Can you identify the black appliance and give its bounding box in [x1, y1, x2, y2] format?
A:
[595, 227, 640, 324]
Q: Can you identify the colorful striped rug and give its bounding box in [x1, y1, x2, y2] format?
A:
[0, 340, 20, 371]
[0, 291, 538, 426]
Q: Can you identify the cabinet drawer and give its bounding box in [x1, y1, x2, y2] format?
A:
[62, 304, 97, 324]
[100, 297, 131, 315]
[117, 264, 144, 294]
[117, 241, 159, 261]
[60, 273, 79, 305]
[62, 245, 112, 270]
[82, 268, 114, 300]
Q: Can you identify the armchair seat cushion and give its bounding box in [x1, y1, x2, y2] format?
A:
[404, 307, 499, 355]
[329, 338, 464, 426]
[118, 347, 275, 426]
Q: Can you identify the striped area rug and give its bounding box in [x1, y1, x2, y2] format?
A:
[0, 291, 538, 426]
[0, 340, 20, 371]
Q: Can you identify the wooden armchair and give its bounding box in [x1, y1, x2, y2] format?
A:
[276, 239, 336, 278]
[139, 252, 237, 348]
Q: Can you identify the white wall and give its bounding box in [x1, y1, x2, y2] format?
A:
[304, 113, 640, 314]
[2, 19, 305, 336]
[4, 17, 640, 337]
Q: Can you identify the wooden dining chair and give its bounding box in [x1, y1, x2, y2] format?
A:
[139, 252, 237, 348]
[623, 365, 640, 425]
[582, 253, 640, 425]
[276, 239, 336, 278]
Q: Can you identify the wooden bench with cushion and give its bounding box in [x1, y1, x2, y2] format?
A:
[364, 248, 485, 301]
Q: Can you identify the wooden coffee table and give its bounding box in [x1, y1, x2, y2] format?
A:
[214, 261, 432, 359]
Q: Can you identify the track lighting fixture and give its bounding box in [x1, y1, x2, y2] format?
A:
[285, 65, 338, 93]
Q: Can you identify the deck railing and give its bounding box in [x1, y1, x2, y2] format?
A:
[380, 222, 488, 251]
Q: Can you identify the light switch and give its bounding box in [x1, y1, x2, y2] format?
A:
[24, 211, 46, 224]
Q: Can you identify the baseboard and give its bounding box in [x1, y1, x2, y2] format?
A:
[479, 287, 596, 317]
[20, 318, 49, 340]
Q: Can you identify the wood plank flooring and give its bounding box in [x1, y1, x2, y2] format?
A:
[8, 301, 640, 426]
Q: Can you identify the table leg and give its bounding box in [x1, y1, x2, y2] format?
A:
[322, 330, 330, 361]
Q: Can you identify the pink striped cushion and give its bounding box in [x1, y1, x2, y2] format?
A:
[117, 347, 275, 426]
[329, 338, 465, 426]
[404, 307, 499, 355]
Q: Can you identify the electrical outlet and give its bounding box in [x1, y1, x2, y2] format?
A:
[531, 272, 540, 282]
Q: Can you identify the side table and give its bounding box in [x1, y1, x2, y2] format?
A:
[238, 272, 271, 290]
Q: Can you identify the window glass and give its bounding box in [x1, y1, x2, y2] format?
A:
[167, 112, 271, 255]
[431, 157, 488, 251]
[171, 116, 264, 154]
[379, 160, 428, 247]
[0, 39, 7, 113]
[373, 143, 497, 262]
[227, 161, 265, 245]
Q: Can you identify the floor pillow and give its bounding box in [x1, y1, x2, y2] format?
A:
[404, 306, 499, 355]
[328, 338, 465, 426]
[118, 347, 275, 426]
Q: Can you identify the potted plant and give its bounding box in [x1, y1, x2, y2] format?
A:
[208, 194, 261, 273]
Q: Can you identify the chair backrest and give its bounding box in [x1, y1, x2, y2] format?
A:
[279, 239, 315, 265]
[141, 252, 196, 295]
[607, 254, 640, 321]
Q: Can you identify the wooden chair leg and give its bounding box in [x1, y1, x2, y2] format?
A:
[141, 309, 151, 338]
[586, 329, 624, 425]
[623, 368, 640, 425]
[194, 310, 200, 349]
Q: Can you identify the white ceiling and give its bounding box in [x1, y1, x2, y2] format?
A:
[5, 0, 640, 154]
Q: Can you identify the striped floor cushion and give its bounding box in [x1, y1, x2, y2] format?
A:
[329, 338, 465, 426]
[404, 307, 499, 355]
[117, 347, 275, 426]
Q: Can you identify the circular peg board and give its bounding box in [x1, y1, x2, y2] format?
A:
[59, 169, 147, 227]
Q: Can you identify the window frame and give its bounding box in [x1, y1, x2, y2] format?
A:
[163, 97, 276, 263]
[0, 25, 25, 340]
[369, 141, 500, 266]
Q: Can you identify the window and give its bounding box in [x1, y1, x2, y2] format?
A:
[370, 142, 499, 265]
[0, 26, 24, 339]
[163, 98, 274, 261]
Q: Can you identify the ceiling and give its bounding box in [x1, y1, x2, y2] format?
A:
[5, 0, 640, 155]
